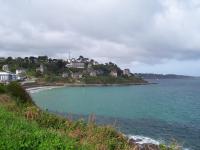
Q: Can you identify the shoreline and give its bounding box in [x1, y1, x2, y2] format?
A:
[64, 82, 155, 87]
[23, 81, 157, 89]
[25, 82, 157, 94]
[26, 86, 64, 94]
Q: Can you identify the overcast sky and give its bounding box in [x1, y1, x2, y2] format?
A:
[0, 0, 200, 76]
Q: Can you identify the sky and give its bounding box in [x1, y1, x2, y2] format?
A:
[0, 0, 200, 76]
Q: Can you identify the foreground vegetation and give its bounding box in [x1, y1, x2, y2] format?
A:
[0, 82, 180, 150]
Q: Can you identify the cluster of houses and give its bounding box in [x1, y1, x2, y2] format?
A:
[0, 57, 133, 82]
[63, 58, 132, 79]
[63, 58, 98, 79]
[0, 65, 26, 83]
[33, 57, 99, 79]
[65, 57, 99, 69]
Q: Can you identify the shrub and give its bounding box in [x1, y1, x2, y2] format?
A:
[160, 144, 168, 150]
[35, 112, 67, 129]
[0, 84, 6, 94]
[7, 82, 34, 105]
[25, 106, 40, 120]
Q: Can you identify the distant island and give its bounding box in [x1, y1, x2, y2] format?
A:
[135, 73, 194, 79]
[0, 56, 146, 86]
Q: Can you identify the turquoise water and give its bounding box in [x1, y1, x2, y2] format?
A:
[31, 79, 200, 150]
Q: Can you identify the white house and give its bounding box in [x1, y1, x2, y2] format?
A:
[36, 64, 45, 73]
[62, 72, 69, 78]
[0, 72, 10, 82]
[66, 62, 85, 69]
[89, 70, 97, 77]
[2, 65, 9, 72]
[110, 70, 118, 77]
[123, 69, 131, 77]
[0, 72, 17, 82]
[16, 69, 26, 81]
[16, 69, 26, 75]
[87, 63, 92, 69]
[71, 72, 83, 79]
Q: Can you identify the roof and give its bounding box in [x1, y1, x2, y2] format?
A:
[0, 72, 10, 75]
[0, 72, 16, 75]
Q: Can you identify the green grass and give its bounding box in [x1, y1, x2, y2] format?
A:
[0, 106, 78, 150]
[0, 93, 131, 150]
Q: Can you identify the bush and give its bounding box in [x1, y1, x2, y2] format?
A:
[0, 84, 6, 94]
[7, 82, 34, 105]
[35, 112, 67, 129]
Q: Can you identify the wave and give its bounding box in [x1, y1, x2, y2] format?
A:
[127, 135, 191, 150]
[26, 86, 61, 94]
[127, 135, 160, 145]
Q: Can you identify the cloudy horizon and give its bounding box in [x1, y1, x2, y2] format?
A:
[1, 0, 200, 76]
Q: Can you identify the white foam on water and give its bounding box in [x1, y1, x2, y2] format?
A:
[27, 86, 61, 94]
[128, 135, 192, 150]
[127, 135, 160, 145]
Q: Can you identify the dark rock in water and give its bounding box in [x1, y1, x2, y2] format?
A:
[128, 138, 142, 144]
[141, 144, 160, 150]
[128, 138, 136, 146]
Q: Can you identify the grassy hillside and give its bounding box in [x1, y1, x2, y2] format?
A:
[0, 82, 179, 150]
[0, 106, 78, 150]
[0, 83, 133, 150]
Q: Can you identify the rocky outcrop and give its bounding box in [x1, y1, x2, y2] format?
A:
[128, 138, 161, 150]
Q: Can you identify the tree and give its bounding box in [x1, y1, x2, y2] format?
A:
[38, 56, 48, 63]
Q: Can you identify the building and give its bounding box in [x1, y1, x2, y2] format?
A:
[71, 72, 83, 79]
[2, 65, 9, 72]
[123, 69, 131, 77]
[0, 72, 17, 82]
[16, 69, 26, 81]
[110, 70, 118, 77]
[36, 64, 45, 73]
[87, 63, 92, 69]
[11, 73, 17, 81]
[89, 70, 97, 77]
[66, 62, 85, 69]
[62, 72, 69, 78]
[16, 69, 26, 75]
[0, 72, 10, 82]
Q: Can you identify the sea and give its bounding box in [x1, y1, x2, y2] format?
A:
[30, 78, 200, 150]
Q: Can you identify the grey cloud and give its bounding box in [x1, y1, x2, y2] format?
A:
[0, 0, 200, 66]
